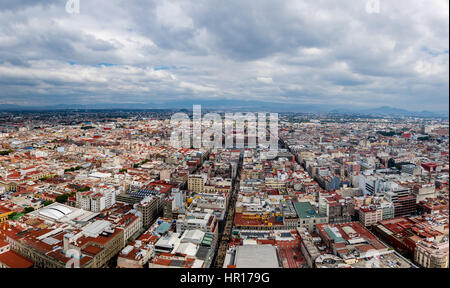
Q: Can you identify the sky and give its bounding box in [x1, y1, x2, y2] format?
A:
[0, 0, 448, 111]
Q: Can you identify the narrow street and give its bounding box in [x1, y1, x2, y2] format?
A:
[212, 149, 243, 268]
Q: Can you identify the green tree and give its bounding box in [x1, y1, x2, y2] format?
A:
[55, 194, 69, 203]
[0, 149, 13, 156]
[77, 186, 90, 192]
[43, 200, 53, 206]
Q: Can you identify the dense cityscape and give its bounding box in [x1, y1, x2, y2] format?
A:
[0, 110, 448, 269]
[0, 0, 448, 278]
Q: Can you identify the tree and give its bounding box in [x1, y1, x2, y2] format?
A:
[77, 186, 90, 192]
[43, 200, 53, 206]
[40, 175, 55, 181]
[24, 207, 35, 214]
[56, 194, 69, 203]
[0, 149, 13, 156]
[8, 212, 17, 219]
[377, 131, 398, 137]
[387, 158, 396, 168]
[64, 166, 83, 173]
[418, 136, 430, 141]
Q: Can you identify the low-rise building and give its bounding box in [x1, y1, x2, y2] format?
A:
[294, 202, 328, 233]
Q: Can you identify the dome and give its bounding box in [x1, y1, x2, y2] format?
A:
[38, 205, 73, 220]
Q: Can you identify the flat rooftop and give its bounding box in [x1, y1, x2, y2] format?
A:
[294, 201, 325, 218]
[234, 245, 280, 268]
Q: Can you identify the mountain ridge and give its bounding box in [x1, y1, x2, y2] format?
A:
[0, 101, 448, 117]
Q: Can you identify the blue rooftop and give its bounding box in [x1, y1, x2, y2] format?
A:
[155, 222, 171, 234]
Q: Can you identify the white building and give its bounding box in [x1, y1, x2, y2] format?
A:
[76, 188, 116, 212]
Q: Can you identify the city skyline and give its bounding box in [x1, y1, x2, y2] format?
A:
[0, 109, 448, 270]
[0, 0, 449, 275]
[0, 0, 449, 112]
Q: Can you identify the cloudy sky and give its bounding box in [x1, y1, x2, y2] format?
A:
[0, 0, 448, 111]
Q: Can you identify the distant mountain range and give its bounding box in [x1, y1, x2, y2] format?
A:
[0, 101, 448, 117]
[329, 106, 449, 117]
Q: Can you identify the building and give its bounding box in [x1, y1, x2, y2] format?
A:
[359, 205, 383, 227]
[0, 205, 14, 223]
[316, 222, 391, 264]
[176, 212, 218, 239]
[5, 221, 125, 268]
[136, 195, 165, 229]
[76, 189, 116, 212]
[373, 213, 448, 262]
[117, 230, 159, 268]
[100, 204, 143, 244]
[401, 164, 421, 176]
[0, 240, 34, 268]
[1, 203, 128, 268]
[142, 217, 216, 268]
[414, 239, 449, 268]
[223, 244, 282, 268]
[413, 184, 437, 203]
[188, 175, 206, 193]
[148, 253, 204, 268]
[319, 194, 354, 224]
[297, 228, 320, 268]
[385, 188, 417, 217]
[417, 197, 449, 214]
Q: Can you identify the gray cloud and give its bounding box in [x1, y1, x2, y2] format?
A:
[0, 0, 59, 11]
[0, 0, 448, 111]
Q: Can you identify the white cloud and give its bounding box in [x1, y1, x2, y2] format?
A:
[257, 77, 273, 84]
[0, 0, 447, 111]
[179, 81, 218, 92]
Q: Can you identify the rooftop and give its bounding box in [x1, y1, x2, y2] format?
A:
[0, 250, 34, 268]
[234, 245, 281, 268]
[294, 202, 325, 218]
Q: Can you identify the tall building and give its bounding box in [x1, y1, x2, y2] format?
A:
[385, 188, 417, 217]
[415, 239, 449, 268]
[359, 206, 383, 227]
[188, 175, 207, 193]
[136, 195, 165, 229]
[319, 194, 354, 224]
[76, 189, 116, 212]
